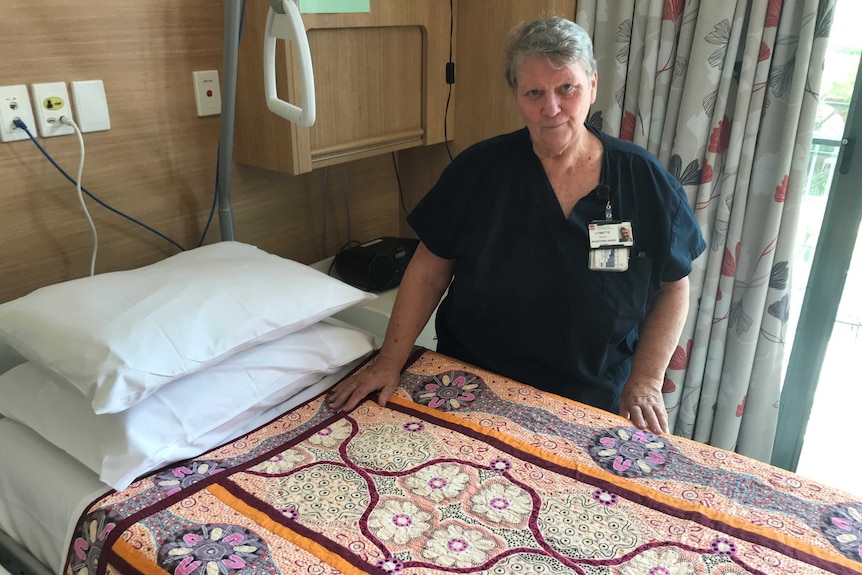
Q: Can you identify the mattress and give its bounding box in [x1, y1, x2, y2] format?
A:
[0, 362, 362, 575]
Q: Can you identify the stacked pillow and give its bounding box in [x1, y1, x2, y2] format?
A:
[0, 241, 376, 490]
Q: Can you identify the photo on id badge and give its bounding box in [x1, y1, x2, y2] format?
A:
[618, 223, 632, 244]
[588, 221, 634, 249]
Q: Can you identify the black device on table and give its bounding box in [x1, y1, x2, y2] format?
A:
[333, 236, 420, 292]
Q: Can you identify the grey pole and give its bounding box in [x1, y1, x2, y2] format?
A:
[218, 0, 241, 241]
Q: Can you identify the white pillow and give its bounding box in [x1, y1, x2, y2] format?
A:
[0, 241, 374, 414]
[0, 320, 374, 491]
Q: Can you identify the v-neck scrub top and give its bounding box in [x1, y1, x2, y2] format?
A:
[408, 125, 706, 412]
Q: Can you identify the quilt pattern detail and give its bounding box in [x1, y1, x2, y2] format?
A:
[64, 350, 862, 575]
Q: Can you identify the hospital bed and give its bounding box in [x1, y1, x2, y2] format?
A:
[1, 243, 861, 575]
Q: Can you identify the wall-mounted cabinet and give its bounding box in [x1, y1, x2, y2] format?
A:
[234, 0, 454, 175]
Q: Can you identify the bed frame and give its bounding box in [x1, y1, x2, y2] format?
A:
[0, 345, 43, 575]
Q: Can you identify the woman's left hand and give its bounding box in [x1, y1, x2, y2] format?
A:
[619, 376, 668, 434]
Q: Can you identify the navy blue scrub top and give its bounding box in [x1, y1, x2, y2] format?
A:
[407, 124, 706, 413]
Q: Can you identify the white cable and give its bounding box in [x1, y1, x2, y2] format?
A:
[61, 116, 99, 276]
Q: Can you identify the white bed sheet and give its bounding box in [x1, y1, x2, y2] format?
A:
[0, 361, 362, 575]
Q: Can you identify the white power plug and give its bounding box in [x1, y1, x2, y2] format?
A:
[31, 82, 75, 137]
[0, 85, 38, 143]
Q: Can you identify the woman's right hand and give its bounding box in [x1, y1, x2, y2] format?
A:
[327, 242, 452, 413]
[326, 355, 404, 412]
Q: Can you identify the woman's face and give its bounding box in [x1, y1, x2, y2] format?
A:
[514, 56, 597, 158]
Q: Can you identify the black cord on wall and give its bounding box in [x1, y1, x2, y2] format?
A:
[393, 0, 455, 221]
[392, 153, 410, 217]
[444, 0, 455, 162]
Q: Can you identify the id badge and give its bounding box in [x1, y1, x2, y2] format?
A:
[589, 247, 629, 272]
[588, 221, 635, 248]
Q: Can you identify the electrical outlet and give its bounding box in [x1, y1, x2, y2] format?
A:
[0, 84, 37, 143]
[31, 82, 74, 137]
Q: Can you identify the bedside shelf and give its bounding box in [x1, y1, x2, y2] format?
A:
[311, 257, 438, 350]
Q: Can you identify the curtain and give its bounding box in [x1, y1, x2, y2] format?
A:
[576, 0, 833, 461]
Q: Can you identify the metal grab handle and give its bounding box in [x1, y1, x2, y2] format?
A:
[264, 0, 316, 127]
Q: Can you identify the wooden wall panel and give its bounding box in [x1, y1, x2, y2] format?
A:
[0, 0, 578, 304]
[0, 0, 400, 304]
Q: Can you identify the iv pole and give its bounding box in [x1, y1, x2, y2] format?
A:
[218, 0, 315, 242]
[217, 0, 241, 241]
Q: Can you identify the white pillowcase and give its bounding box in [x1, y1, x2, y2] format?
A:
[0, 241, 374, 414]
[0, 320, 374, 491]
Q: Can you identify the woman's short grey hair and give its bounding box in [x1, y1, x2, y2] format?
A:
[505, 16, 597, 90]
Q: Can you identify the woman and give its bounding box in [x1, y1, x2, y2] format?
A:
[329, 16, 705, 435]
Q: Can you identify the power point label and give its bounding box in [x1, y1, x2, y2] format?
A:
[42, 96, 65, 111]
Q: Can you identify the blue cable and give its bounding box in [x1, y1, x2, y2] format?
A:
[198, 0, 247, 247]
[14, 119, 187, 252]
[239, 0, 247, 42]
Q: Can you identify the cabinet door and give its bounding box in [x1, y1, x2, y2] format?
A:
[234, 0, 453, 175]
[307, 26, 423, 166]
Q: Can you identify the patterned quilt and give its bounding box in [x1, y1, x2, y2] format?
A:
[64, 350, 862, 575]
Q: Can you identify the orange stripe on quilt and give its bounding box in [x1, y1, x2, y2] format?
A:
[113, 538, 173, 575]
[206, 483, 374, 575]
[388, 395, 862, 574]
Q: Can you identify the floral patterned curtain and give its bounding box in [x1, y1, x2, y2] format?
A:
[576, 0, 832, 461]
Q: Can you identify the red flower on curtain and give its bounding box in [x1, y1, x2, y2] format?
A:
[663, 0, 686, 22]
[759, 42, 772, 62]
[668, 339, 693, 371]
[775, 175, 788, 202]
[736, 395, 747, 417]
[708, 116, 732, 154]
[701, 161, 714, 184]
[722, 243, 740, 277]
[621, 111, 636, 141]
[662, 375, 676, 393]
[766, 0, 782, 28]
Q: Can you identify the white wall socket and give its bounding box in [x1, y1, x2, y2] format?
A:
[0, 84, 38, 143]
[31, 82, 75, 137]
